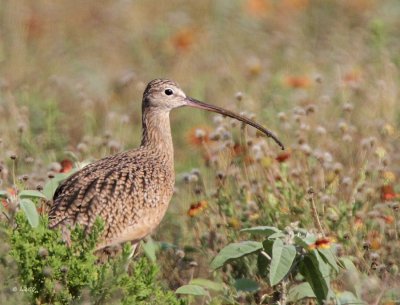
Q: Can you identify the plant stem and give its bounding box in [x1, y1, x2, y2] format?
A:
[307, 188, 325, 237]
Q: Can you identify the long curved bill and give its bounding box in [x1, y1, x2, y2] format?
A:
[185, 97, 284, 150]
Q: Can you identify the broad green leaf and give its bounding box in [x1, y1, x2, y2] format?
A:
[318, 248, 339, 272]
[0, 190, 8, 198]
[268, 232, 285, 240]
[20, 198, 39, 228]
[299, 254, 330, 305]
[288, 282, 316, 302]
[43, 170, 77, 199]
[269, 239, 296, 286]
[338, 257, 358, 273]
[312, 250, 331, 280]
[141, 237, 157, 262]
[19, 190, 47, 199]
[190, 278, 223, 291]
[175, 284, 208, 296]
[233, 278, 260, 292]
[211, 241, 263, 269]
[241, 226, 281, 236]
[294, 234, 317, 249]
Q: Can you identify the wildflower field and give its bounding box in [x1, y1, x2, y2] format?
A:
[0, 1, 400, 304]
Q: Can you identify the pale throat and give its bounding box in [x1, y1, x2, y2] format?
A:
[140, 108, 174, 160]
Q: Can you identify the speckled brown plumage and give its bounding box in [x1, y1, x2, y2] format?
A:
[49, 79, 283, 253]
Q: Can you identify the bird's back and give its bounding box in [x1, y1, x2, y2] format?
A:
[49, 147, 175, 250]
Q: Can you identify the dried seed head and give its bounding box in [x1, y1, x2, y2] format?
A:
[213, 115, 223, 125]
[60, 266, 68, 273]
[342, 134, 352, 143]
[77, 142, 88, 153]
[48, 162, 62, 172]
[36, 184, 43, 191]
[369, 252, 380, 262]
[338, 121, 348, 133]
[175, 249, 185, 259]
[188, 174, 198, 183]
[235, 92, 243, 101]
[342, 177, 352, 187]
[194, 128, 206, 139]
[363, 241, 371, 250]
[300, 143, 312, 156]
[24, 156, 34, 164]
[333, 162, 343, 174]
[9, 153, 17, 160]
[277, 112, 287, 122]
[43, 266, 53, 277]
[305, 104, 316, 114]
[316, 126, 327, 136]
[343, 103, 354, 112]
[38, 247, 48, 258]
[189, 261, 198, 268]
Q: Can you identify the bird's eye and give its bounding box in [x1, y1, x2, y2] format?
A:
[164, 88, 174, 96]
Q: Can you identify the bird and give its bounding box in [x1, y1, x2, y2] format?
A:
[48, 79, 284, 256]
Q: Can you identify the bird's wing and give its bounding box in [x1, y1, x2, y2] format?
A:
[49, 152, 142, 235]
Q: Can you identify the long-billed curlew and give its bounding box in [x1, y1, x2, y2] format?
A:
[49, 79, 284, 254]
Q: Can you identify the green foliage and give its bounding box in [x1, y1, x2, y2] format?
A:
[8, 213, 185, 305]
[212, 224, 356, 304]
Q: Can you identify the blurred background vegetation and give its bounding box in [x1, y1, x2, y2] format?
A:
[0, 0, 400, 304]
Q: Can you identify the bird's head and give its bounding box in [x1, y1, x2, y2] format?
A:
[142, 79, 284, 150]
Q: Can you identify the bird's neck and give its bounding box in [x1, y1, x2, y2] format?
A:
[140, 108, 174, 161]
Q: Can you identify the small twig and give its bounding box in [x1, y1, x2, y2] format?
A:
[280, 279, 287, 305]
[307, 188, 325, 237]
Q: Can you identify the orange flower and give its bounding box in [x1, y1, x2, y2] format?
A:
[284, 75, 311, 89]
[1, 199, 8, 210]
[308, 237, 336, 250]
[381, 185, 396, 201]
[7, 188, 17, 197]
[354, 216, 363, 230]
[186, 126, 211, 147]
[343, 69, 362, 85]
[171, 28, 196, 52]
[281, 0, 310, 11]
[368, 230, 382, 250]
[276, 150, 291, 163]
[59, 159, 73, 173]
[187, 200, 208, 217]
[245, 0, 272, 17]
[380, 215, 394, 224]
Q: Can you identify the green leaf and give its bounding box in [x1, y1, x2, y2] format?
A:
[0, 190, 8, 198]
[19, 190, 47, 199]
[211, 241, 263, 269]
[43, 171, 77, 199]
[299, 254, 330, 305]
[268, 232, 286, 239]
[175, 284, 209, 296]
[318, 248, 339, 272]
[269, 239, 296, 286]
[190, 278, 224, 291]
[294, 235, 317, 249]
[288, 282, 316, 302]
[233, 278, 260, 292]
[20, 198, 39, 228]
[241, 226, 281, 236]
[141, 237, 157, 263]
